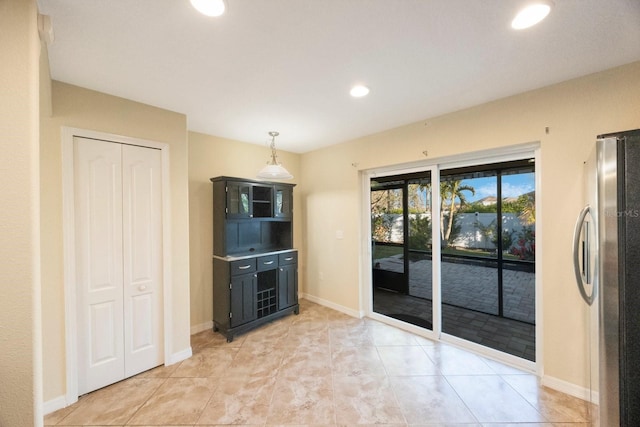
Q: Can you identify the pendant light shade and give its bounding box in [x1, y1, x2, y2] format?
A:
[257, 131, 293, 180]
[190, 0, 226, 17]
[511, 1, 553, 29]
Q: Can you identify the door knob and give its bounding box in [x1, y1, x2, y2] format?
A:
[139, 285, 147, 291]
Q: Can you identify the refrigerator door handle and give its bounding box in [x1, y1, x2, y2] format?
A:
[572, 205, 596, 306]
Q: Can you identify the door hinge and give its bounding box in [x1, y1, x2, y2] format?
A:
[229, 312, 232, 319]
[225, 207, 228, 214]
[229, 283, 232, 290]
[225, 186, 228, 193]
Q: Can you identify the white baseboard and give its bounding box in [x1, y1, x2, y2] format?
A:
[167, 347, 192, 365]
[542, 374, 598, 403]
[190, 320, 213, 335]
[43, 395, 68, 416]
[44, 348, 193, 415]
[299, 293, 364, 318]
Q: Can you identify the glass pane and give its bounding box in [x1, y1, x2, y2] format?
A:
[371, 174, 434, 331]
[440, 163, 536, 361]
[441, 171, 502, 341]
[371, 187, 404, 245]
[371, 185, 405, 286]
[440, 173, 497, 258]
[372, 182, 407, 315]
[228, 184, 249, 216]
[240, 187, 249, 214]
[501, 170, 536, 335]
[501, 171, 535, 261]
[406, 177, 433, 329]
[276, 189, 283, 214]
[441, 260, 499, 316]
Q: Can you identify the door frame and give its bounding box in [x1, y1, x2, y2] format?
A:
[61, 127, 173, 404]
[360, 142, 542, 374]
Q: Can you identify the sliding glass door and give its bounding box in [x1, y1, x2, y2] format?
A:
[370, 158, 536, 361]
[440, 160, 535, 360]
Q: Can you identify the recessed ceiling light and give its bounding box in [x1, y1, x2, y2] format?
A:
[190, 0, 226, 17]
[511, 1, 553, 30]
[350, 85, 370, 98]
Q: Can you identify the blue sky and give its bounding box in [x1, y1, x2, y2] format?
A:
[461, 173, 535, 202]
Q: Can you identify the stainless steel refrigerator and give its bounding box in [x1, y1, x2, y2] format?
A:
[573, 128, 640, 426]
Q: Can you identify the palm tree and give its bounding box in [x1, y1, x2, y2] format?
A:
[440, 180, 475, 246]
[518, 192, 535, 226]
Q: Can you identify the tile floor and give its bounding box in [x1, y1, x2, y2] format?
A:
[45, 299, 590, 426]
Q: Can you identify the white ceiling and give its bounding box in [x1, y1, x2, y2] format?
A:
[38, 0, 640, 153]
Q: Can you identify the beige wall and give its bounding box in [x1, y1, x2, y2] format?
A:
[188, 132, 301, 329]
[299, 61, 640, 390]
[0, 0, 43, 425]
[40, 81, 192, 402]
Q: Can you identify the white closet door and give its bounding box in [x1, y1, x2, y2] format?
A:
[75, 137, 125, 395]
[122, 144, 163, 377]
[75, 137, 163, 395]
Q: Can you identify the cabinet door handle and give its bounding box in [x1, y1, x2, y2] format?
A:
[263, 261, 274, 265]
[238, 265, 252, 270]
[284, 257, 293, 261]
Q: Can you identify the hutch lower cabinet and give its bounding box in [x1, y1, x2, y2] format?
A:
[211, 176, 298, 342]
[212, 250, 298, 341]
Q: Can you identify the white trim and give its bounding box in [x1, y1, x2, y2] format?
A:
[359, 173, 373, 320]
[61, 129, 78, 405]
[441, 333, 536, 373]
[43, 395, 68, 416]
[533, 145, 544, 376]
[368, 311, 439, 341]
[542, 374, 598, 403]
[430, 166, 442, 337]
[166, 347, 193, 366]
[190, 321, 213, 335]
[160, 143, 173, 369]
[61, 127, 173, 403]
[368, 142, 539, 177]
[300, 293, 364, 318]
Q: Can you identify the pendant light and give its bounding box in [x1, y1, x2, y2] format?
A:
[190, 0, 226, 17]
[257, 131, 293, 180]
[511, 1, 553, 30]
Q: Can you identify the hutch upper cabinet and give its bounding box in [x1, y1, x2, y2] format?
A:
[210, 176, 298, 341]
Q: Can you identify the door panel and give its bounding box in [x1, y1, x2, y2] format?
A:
[230, 274, 258, 327]
[75, 137, 163, 395]
[278, 265, 297, 309]
[89, 301, 118, 364]
[130, 294, 153, 349]
[74, 137, 124, 395]
[372, 174, 433, 329]
[122, 145, 163, 377]
[227, 182, 251, 218]
[440, 162, 536, 361]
